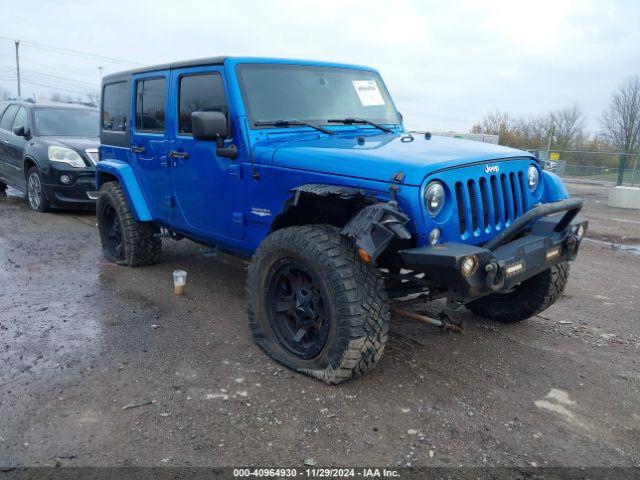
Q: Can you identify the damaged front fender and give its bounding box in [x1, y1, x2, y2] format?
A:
[341, 203, 411, 262]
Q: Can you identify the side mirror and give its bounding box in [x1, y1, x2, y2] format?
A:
[192, 111, 227, 141]
[13, 125, 27, 137]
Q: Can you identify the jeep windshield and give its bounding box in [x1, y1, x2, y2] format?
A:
[33, 107, 99, 137]
[237, 64, 400, 128]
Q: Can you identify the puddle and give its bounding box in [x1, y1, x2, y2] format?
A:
[583, 238, 640, 256]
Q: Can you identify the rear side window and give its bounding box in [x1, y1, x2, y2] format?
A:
[12, 107, 27, 132]
[0, 104, 19, 131]
[135, 78, 166, 132]
[179, 73, 227, 134]
[102, 82, 129, 132]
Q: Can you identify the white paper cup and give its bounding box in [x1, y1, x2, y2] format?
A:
[173, 270, 187, 295]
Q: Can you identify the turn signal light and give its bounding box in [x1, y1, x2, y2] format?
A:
[358, 248, 372, 264]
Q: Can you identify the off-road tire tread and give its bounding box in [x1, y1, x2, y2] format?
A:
[98, 181, 161, 267]
[246, 225, 389, 384]
[467, 262, 569, 323]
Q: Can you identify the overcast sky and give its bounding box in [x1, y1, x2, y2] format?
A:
[1, 0, 638, 133]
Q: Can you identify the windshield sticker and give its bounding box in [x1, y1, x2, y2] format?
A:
[352, 80, 385, 106]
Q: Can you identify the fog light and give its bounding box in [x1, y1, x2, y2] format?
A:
[460, 255, 479, 277]
[60, 174, 72, 184]
[505, 261, 525, 277]
[428, 228, 441, 245]
[576, 224, 585, 240]
[546, 246, 561, 261]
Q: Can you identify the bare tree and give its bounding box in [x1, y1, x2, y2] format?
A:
[0, 86, 12, 101]
[86, 90, 100, 106]
[601, 76, 640, 154]
[471, 110, 518, 145]
[551, 104, 584, 150]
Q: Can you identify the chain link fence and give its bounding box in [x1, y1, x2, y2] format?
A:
[527, 149, 640, 186]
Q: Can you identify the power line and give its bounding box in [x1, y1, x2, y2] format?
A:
[0, 36, 142, 65]
[19, 80, 92, 96]
[17, 68, 97, 88]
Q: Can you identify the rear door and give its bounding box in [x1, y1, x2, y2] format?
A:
[130, 71, 173, 221]
[168, 66, 244, 239]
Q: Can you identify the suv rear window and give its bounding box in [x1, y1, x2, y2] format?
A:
[102, 82, 129, 132]
[135, 78, 166, 133]
[179, 73, 226, 134]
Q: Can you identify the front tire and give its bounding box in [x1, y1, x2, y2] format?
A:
[97, 181, 161, 267]
[26, 167, 50, 212]
[466, 262, 569, 323]
[246, 225, 389, 384]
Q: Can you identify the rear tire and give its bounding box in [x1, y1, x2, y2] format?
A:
[26, 167, 50, 212]
[97, 181, 161, 267]
[466, 262, 569, 323]
[246, 225, 389, 384]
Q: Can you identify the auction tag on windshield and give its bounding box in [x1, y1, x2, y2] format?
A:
[352, 80, 385, 106]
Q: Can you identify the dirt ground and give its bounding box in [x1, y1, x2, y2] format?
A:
[0, 181, 639, 469]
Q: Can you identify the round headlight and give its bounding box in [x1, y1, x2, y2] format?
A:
[527, 165, 540, 192]
[424, 181, 445, 216]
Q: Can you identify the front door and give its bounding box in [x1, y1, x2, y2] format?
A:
[5, 106, 28, 186]
[130, 71, 172, 221]
[169, 66, 244, 239]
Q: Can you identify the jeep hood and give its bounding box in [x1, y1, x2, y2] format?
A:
[263, 131, 533, 186]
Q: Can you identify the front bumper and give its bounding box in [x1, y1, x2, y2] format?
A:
[42, 168, 97, 209]
[399, 199, 587, 302]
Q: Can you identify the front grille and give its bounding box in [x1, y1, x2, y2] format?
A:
[455, 171, 529, 238]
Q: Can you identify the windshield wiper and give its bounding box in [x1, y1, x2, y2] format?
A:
[254, 120, 333, 135]
[327, 117, 392, 133]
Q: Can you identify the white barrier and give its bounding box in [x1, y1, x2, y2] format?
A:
[608, 186, 640, 210]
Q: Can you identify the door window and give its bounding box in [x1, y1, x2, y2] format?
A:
[11, 107, 27, 133]
[135, 78, 166, 133]
[178, 73, 227, 135]
[102, 81, 129, 132]
[0, 105, 18, 131]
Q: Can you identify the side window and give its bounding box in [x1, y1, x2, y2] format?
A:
[102, 82, 129, 132]
[0, 104, 19, 131]
[12, 107, 27, 133]
[135, 78, 166, 133]
[179, 73, 227, 135]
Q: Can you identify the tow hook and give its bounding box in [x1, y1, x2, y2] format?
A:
[390, 306, 463, 333]
[485, 260, 504, 291]
[565, 235, 579, 260]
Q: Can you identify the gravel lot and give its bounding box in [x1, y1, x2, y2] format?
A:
[1, 181, 639, 468]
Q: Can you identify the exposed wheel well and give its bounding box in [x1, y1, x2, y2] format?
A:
[97, 172, 119, 188]
[270, 192, 371, 232]
[23, 157, 37, 178]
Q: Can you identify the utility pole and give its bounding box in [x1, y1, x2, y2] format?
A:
[15, 40, 21, 98]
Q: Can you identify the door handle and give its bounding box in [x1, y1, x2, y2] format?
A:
[130, 146, 146, 153]
[169, 150, 189, 159]
[2, 140, 9, 144]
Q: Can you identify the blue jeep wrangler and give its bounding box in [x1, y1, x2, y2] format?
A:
[96, 57, 587, 383]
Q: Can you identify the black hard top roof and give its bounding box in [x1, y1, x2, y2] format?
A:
[102, 56, 228, 83]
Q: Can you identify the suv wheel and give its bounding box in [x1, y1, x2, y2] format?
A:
[97, 181, 161, 267]
[466, 262, 569, 323]
[26, 167, 51, 212]
[246, 225, 389, 384]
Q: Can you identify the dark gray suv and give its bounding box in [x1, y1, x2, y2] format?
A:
[0, 100, 99, 212]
